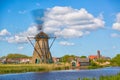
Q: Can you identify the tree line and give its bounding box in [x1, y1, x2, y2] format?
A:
[0, 53, 31, 59]
[0, 53, 120, 66]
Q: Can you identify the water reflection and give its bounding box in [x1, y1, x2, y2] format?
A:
[0, 67, 120, 80]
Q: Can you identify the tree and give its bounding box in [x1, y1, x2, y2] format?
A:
[6, 53, 30, 58]
[80, 56, 87, 58]
[0, 56, 6, 59]
[60, 55, 76, 63]
[111, 54, 120, 66]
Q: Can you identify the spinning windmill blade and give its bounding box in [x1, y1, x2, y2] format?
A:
[31, 9, 45, 31]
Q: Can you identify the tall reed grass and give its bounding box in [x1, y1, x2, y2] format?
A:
[0, 63, 70, 74]
[78, 73, 120, 80]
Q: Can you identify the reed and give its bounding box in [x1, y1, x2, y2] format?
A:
[78, 73, 120, 80]
[0, 63, 70, 74]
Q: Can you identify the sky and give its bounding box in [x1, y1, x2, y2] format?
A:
[0, 0, 120, 58]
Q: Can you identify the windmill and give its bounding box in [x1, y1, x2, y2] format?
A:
[27, 9, 56, 64]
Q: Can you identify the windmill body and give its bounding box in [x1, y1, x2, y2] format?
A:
[31, 32, 53, 64]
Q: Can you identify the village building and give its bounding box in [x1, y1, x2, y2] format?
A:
[71, 57, 90, 67]
[89, 50, 103, 60]
[1, 58, 31, 64]
[19, 58, 31, 64]
[89, 50, 111, 61]
[89, 55, 98, 60]
[76, 58, 90, 66]
[52, 57, 61, 63]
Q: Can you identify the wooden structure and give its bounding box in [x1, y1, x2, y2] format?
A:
[28, 32, 55, 64]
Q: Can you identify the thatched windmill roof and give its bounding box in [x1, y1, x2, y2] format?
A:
[35, 32, 49, 40]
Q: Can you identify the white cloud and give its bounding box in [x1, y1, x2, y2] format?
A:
[43, 6, 105, 38]
[111, 33, 120, 38]
[112, 13, 120, 31]
[6, 26, 39, 43]
[6, 35, 28, 43]
[112, 23, 120, 31]
[18, 46, 24, 50]
[59, 41, 75, 46]
[0, 29, 11, 36]
[55, 29, 83, 38]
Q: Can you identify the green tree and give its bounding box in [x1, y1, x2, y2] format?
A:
[80, 56, 87, 58]
[60, 55, 76, 63]
[0, 56, 6, 59]
[6, 53, 30, 58]
[111, 54, 120, 66]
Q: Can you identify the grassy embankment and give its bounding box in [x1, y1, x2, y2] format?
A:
[0, 63, 70, 74]
[77, 73, 120, 80]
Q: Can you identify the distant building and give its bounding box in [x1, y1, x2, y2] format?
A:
[71, 60, 76, 67]
[1, 58, 31, 64]
[89, 50, 111, 61]
[6, 58, 20, 64]
[102, 57, 111, 60]
[76, 58, 90, 66]
[89, 50, 102, 60]
[89, 55, 97, 60]
[52, 57, 61, 63]
[97, 50, 101, 59]
[20, 58, 31, 63]
[0, 58, 3, 63]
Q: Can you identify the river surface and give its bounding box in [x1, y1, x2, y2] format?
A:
[0, 67, 120, 80]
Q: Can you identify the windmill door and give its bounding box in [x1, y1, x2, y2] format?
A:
[35, 58, 40, 64]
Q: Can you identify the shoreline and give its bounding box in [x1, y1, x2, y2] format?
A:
[0, 63, 115, 75]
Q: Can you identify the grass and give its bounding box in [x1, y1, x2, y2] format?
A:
[0, 63, 70, 74]
[77, 73, 120, 80]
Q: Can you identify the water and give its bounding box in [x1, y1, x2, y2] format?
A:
[0, 67, 120, 80]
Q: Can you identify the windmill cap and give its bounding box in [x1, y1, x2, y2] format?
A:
[35, 32, 49, 39]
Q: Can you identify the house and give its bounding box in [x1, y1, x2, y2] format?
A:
[52, 57, 61, 63]
[6, 58, 20, 64]
[20, 58, 31, 63]
[102, 57, 111, 60]
[89, 55, 98, 60]
[71, 60, 76, 67]
[0, 58, 3, 63]
[89, 50, 102, 60]
[76, 58, 90, 66]
[1, 58, 31, 64]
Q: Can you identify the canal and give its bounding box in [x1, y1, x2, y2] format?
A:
[0, 67, 120, 80]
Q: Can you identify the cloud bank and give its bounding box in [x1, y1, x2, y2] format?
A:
[6, 25, 39, 43]
[112, 13, 120, 31]
[1, 6, 105, 44]
[43, 6, 105, 38]
[111, 13, 120, 38]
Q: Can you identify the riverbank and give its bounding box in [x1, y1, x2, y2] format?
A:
[0, 63, 70, 74]
[79, 73, 120, 80]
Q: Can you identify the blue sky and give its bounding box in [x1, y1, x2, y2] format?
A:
[0, 0, 120, 58]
